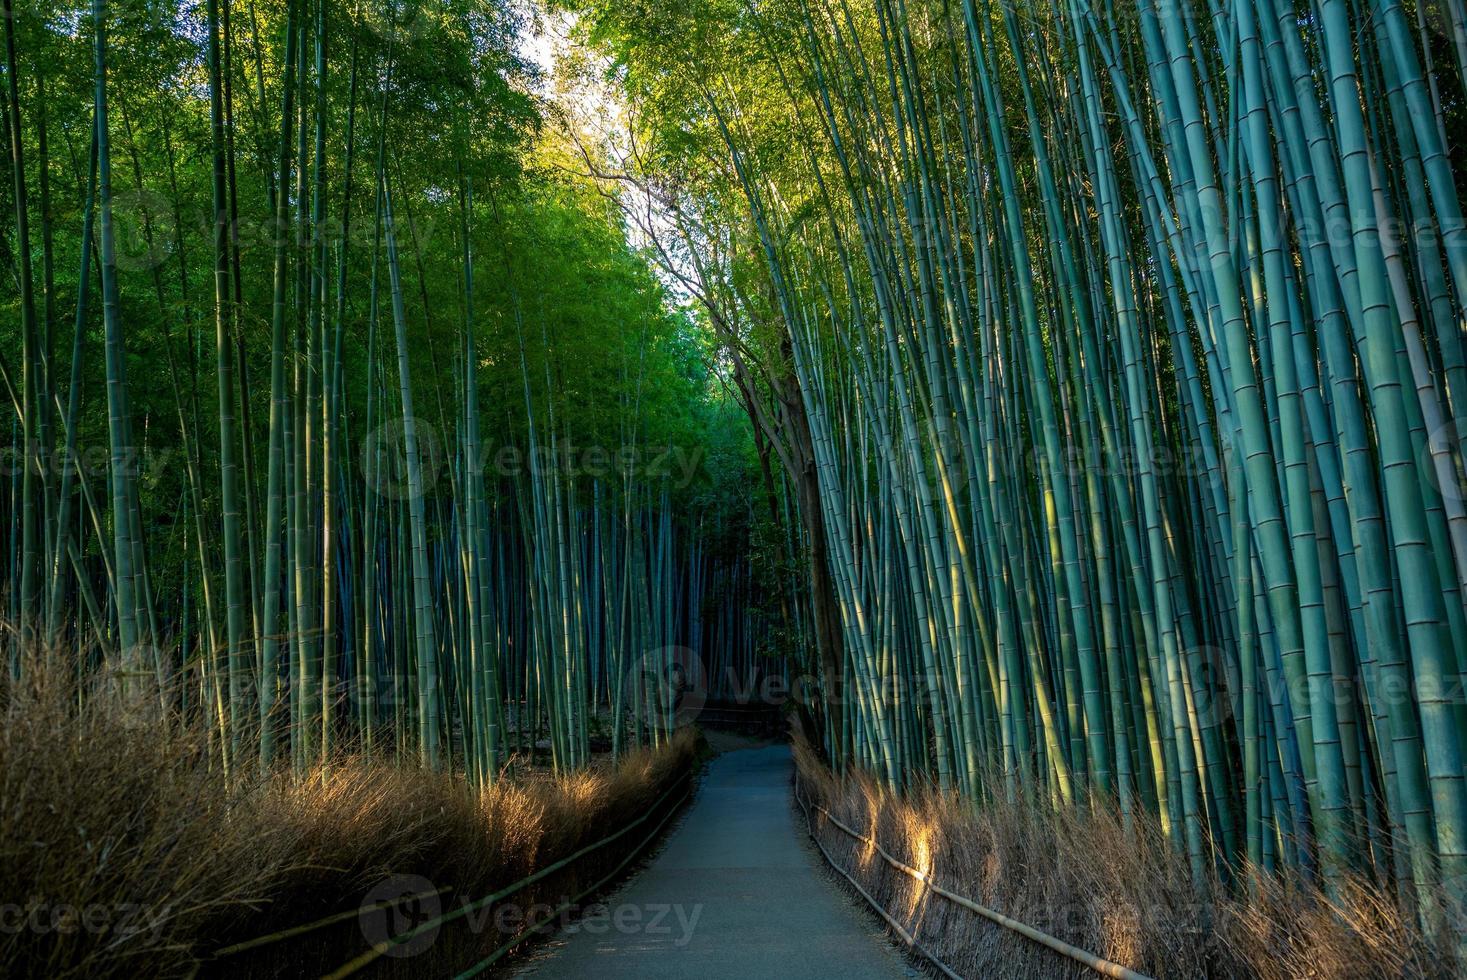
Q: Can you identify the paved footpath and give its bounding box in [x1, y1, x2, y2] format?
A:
[513, 744, 917, 979]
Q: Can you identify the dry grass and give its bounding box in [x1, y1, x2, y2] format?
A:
[792, 736, 1457, 979]
[0, 658, 699, 979]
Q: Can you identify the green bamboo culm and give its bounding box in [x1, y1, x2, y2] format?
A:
[13, 0, 1467, 957]
[569, 0, 1467, 947]
[5, 0, 771, 796]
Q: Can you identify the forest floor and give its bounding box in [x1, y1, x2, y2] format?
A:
[510, 744, 919, 979]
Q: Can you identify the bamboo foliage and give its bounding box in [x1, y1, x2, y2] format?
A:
[2, 0, 772, 792]
[575, 0, 1467, 942]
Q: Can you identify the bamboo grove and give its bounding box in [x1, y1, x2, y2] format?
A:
[0, 0, 787, 786]
[573, 0, 1467, 939]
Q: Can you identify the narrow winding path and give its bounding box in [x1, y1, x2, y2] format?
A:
[514, 744, 916, 979]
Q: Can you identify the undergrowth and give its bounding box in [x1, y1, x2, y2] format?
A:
[792, 735, 1459, 979]
[0, 657, 698, 979]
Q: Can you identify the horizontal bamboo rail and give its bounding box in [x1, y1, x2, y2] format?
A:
[320, 768, 696, 979]
[210, 888, 452, 959]
[794, 774, 1153, 980]
[202, 766, 694, 973]
[453, 776, 695, 979]
[794, 779, 962, 979]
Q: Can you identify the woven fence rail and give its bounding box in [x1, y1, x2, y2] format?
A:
[205, 768, 695, 979]
[795, 774, 1153, 980]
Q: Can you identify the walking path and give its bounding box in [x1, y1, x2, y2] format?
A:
[513, 744, 916, 979]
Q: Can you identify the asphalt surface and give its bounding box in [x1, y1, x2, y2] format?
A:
[512, 743, 918, 979]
